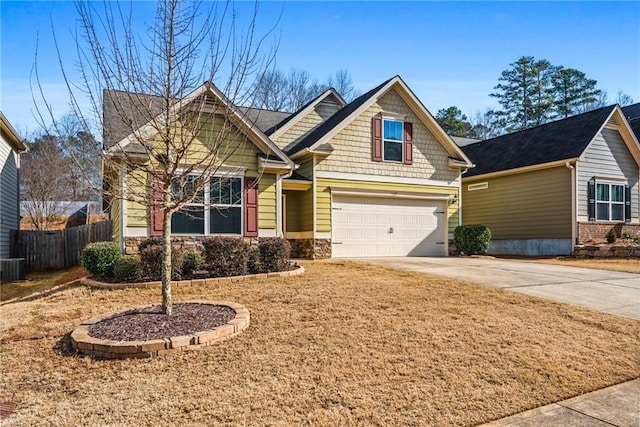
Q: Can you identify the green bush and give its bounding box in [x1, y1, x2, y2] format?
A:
[606, 227, 617, 244]
[202, 237, 251, 277]
[454, 225, 491, 255]
[81, 241, 122, 277]
[139, 244, 183, 281]
[182, 251, 203, 277]
[259, 238, 291, 272]
[138, 237, 163, 252]
[113, 255, 141, 282]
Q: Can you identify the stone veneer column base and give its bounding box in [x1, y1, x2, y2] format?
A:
[288, 238, 332, 259]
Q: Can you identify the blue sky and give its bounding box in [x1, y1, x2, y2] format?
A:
[1, 1, 638, 136]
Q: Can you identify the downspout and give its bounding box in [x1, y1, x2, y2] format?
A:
[566, 161, 576, 246]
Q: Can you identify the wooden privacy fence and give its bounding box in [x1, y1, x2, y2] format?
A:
[11, 220, 113, 272]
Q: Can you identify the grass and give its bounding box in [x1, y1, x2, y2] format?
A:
[0, 266, 87, 302]
[1, 261, 638, 426]
[532, 257, 640, 274]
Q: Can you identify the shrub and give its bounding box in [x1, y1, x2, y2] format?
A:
[622, 231, 633, 240]
[139, 244, 183, 281]
[202, 237, 251, 277]
[138, 237, 163, 252]
[454, 225, 491, 255]
[182, 251, 203, 277]
[606, 227, 617, 244]
[81, 241, 122, 277]
[247, 246, 261, 275]
[259, 238, 291, 272]
[113, 255, 141, 282]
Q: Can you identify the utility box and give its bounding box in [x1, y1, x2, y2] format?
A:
[0, 258, 26, 281]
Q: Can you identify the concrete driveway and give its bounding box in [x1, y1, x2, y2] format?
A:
[354, 257, 640, 320]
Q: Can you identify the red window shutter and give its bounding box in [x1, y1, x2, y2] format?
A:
[372, 116, 383, 162]
[404, 121, 413, 165]
[149, 173, 165, 236]
[244, 177, 258, 237]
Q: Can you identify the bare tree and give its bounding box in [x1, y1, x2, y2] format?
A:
[35, 0, 279, 314]
[326, 69, 361, 102]
[20, 135, 70, 230]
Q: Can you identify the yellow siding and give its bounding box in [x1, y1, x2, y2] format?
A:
[296, 159, 313, 180]
[126, 169, 148, 228]
[315, 88, 458, 183]
[284, 191, 301, 232]
[462, 167, 572, 239]
[258, 173, 276, 229]
[316, 178, 458, 233]
[121, 113, 270, 233]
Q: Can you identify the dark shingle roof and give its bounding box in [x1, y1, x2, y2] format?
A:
[284, 171, 311, 182]
[237, 107, 290, 134]
[461, 106, 617, 177]
[622, 103, 640, 140]
[103, 89, 167, 149]
[284, 77, 395, 156]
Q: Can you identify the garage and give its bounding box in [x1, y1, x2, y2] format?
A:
[331, 194, 447, 258]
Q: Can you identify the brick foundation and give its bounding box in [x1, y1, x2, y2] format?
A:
[288, 238, 332, 259]
[577, 222, 640, 245]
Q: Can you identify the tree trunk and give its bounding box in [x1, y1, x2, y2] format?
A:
[161, 205, 173, 315]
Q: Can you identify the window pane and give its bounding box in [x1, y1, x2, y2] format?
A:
[611, 204, 624, 221]
[384, 141, 403, 162]
[596, 183, 609, 201]
[383, 120, 403, 141]
[210, 207, 242, 234]
[611, 185, 624, 202]
[172, 175, 203, 202]
[596, 203, 609, 221]
[211, 177, 242, 205]
[172, 207, 205, 234]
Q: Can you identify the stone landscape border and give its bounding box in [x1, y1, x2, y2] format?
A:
[81, 265, 305, 290]
[70, 300, 249, 359]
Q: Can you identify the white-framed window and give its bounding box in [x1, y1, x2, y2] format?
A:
[383, 119, 403, 162]
[595, 182, 625, 221]
[171, 174, 243, 235]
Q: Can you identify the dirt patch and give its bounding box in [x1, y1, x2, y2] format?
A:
[1, 266, 87, 302]
[0, 261, 638, 426]
[88, 303, 236, 341]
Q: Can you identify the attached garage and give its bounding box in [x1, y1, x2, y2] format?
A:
[331, 193, 448, 258]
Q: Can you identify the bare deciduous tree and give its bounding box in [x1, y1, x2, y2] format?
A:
[35, 0, 279, 314]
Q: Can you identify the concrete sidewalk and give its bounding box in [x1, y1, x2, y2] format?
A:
[480, 379, 639, 427]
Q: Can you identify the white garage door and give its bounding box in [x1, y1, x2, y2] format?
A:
[332, 195, 447, 258]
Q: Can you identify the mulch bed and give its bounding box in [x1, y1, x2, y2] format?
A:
[88, 303, 236, 341]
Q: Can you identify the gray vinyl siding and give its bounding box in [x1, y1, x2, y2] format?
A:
[0, 138, 20, 258]
[462, 166, 572, 239]
[577, 128, 639, 221]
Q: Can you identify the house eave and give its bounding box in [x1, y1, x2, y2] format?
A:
[462, 158, 579, 181]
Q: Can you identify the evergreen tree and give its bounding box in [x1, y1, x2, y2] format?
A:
[435, 106, 476, 138]
[551, 67, 601, 118]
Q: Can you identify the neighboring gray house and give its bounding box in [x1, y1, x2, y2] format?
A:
[1, 112, 27, 260]
[461, 105, 640, 255]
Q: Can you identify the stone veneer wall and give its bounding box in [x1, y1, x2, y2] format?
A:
[288, 239, 331, 259]
[572, 245, 640, 258]
[124, 236, 261, 255]
[577, 222, 640, 244]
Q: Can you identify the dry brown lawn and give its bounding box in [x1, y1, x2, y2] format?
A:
[0, 266, 87, 302]
[1, 262, 638, 426]
[532, 257, 640, 274]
